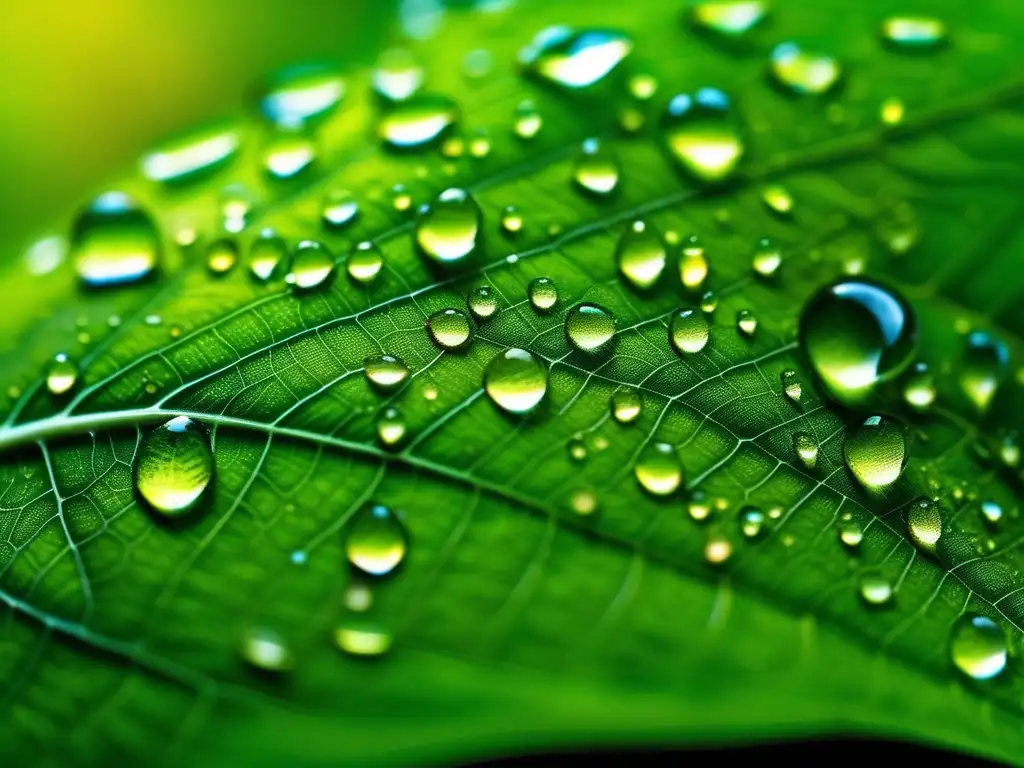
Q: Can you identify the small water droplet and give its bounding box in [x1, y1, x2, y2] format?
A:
[770, 43, 841, 95]
[391, 185, 413, 213]
[570, 489, 599, 516]
[289, 240, 334, 290]
[206, 238, 239, 275]
[780, 370, 802, 403]
[634, 442, 683, 496]
[628, 72, 658, 100]
[333, 620, 392, 657]
[688, 491, 712, 522]
[524, 278, 557, 314]
[46, 354, 78, 396]
[793, 431, 819, 469]
[752, 237, 782, 278]
[704, 534, 733, 565]
[616, 220, 666, 289]
[907, 496, 941, 554]
[679, 235, 709, 291]
[519, 27, 632, 89]
[950, 614, 1006, 681]
[839, 520, 863, 548]
[378, 95, 458, 149]
[662, 88, 744, 183]
[670, 307, 710, 354]
[415, 188, 480, 265]
[468, 130, 491, 158]
[373, 48, 423, 102]
[513, 99, 543, 139]
[981, 500, 1003, 526]
[322, 189, 359, 229]
[467, 285, 499, 322]
[736, 308, 758, 336]
[347, 241, 384, 284]
[611, 388, 641, 424]
[263, 133, 315, 178]
[688, 0, 768, 37]
[760, 185, 793, 217]
[484, 348, 548, 415]
[573, 138, 620, 197]
[881, 16, 948, 50]
[376, 407, 407, 447]
[255, 64, 345, 129]
[461, 48, 493, 80]
[739, 505, 766, 539]
[902, 362, 936, 411]
[565, 303, 616, 354]
[844, 414, 907, 493]
[959, 331, 1009, 414]
[499, 205, 524, 237]
[248, 231, 288, 282]
[72, 192, 159, 287]
[134, 416, 213, 517]
[345, 503, 407, 576]
[364, 355, 409, 391]
[426, 308, 473, 350]
[343, 581, 373, 612]
[880, 97, 905, 126]
[240, 627, 294, 672]
[568, 436, 588, 462]
[859, 572, 893, 605]
[700, 291, 718, 313]
[998, 432, 1020, 468]
[142, 123, 242, 184]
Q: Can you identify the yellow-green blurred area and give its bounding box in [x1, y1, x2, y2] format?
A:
[0, 0, 396, 256]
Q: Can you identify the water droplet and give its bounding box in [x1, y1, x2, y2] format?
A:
[46, 354, 78, 396]
[415, 188, 480, 265]
[467, 285, 499, 322]
[343, 581, 372, 612]
[799, 279, 917, 407]
[390, 185, 413, 213]
[634, 442, 683, 496]
[206, 238, 239, 275]
[468, 131, 491, 158]
[256, 64, 345, 129]
[751, 237, 782, 278]
[687, 491, 712, 522]
[426, 308, 473, 350]
[998, 431, 1020, 468]
[248, 231, 288, 282]
[134, 416, 213, 517]
[565, 303, 616, 354]
[628, 73, 658, 100]
[981, 500, 1003, 526]
[378, 95, 458, 149]
[670, 307, 710, 354]
[844, 415, 907, 493]
[500, 205, 523, 236]
[263, 133, 315, 178]
[71, 192, 159, 287]
[688, 0, 768, 37]
[611, 388, 641, 424]
[959, 331, 1009, 414]
[780, 370, 802, 403]
[570, 489, 599, 516]
[875, 202, 919, 256]
[519, 27, 632, 89]
[902, 362, 936, 411]
[241, 627, 294, 672]
[347, 241, 384, 284]
[839, 520, 863, 548]
[289, 240, 334, 290]
[700, 291, 718, 314]
[950, 614, 1006, 681]
[770, 43, 841, 95]
[793, 431, 819, 469]
[322, 189, 359, 229]
[141, 123, 241, 184]
[376, 407, 407, 447]
[373, 48, 423, 102]
[907, 496, 941, 554]
[345, 503, 407, 576]
[739, 506, 766, 539]
[859, 572, 893, 605]
[333, 620, 392, 657]
[662, 88, 744, 183]
[573, 138, 620, 197]
[484, 348, 547, 415]
[679, 235, 709, 291]
[617, 220, 666, 289]
[760, 185, 793, 217]
[880, 97, 905, 126]
[461, 48, 493, 79]
[881, 16, 947, 50]
[736, 308, 758, 336]
[364, 355, 409, 391]
[705, 534, 733, 565]
[528, 277, 559, 313]
[513, 99, 542, 139]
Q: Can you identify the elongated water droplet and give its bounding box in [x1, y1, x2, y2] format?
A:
[770, 43, 841, 95]
[46, 354, 78, 396]
[345, 503, 407, 576]
[859, 572, 893, 605]
[670, 307, 710, 354]
[72, 192, 159, 287]
[134, 416, 213, 517]
[902, 361, 936, 411]
[206, 238, 239, 275]
[241, 627, 294, 672]
[611, 388, 641, 424]
[263, 133, 315, 178]
[519, 27, 632, 89]
[844, 415, 906, 492]
[256, 64, 345, 129]
[427, 308, 473, 350]
[376, 407, 407, 447]
[951, 615, 1006, 681]
[799, 279, 917, 407]
[662, 88, 743, 184]
[839, 519, 863, 548]
[881, 16, 947, 50]
[364, 355, 409, 391]
[781, 370, 802, 403]
[248, 231, 287, 282]
[739, 506, 766, 539]
[347, 241, 384, 284]
[573, 138, 619, 197]
[467, 285, 499, 322]
[142, 123, 241, 184]
[484, 348, 547, 415]
[379, 95, 458, 149]
[635, 442, 683, 496]
[981, 500, 1003, 526]
[513, 99, 543, 139]
[680, 235, 709, 291]
[373, 48, 423, 102]
[793, 431, 818, 469]
[907, 496, 941, 554]
[528, 277, 559, 313]
[289, 240, 334, 290]
[334, 620, 392, 657]
[736, 308, 758, 336]
[959, 331, 1009, 414]
[322, 189, 359, 229]
[565, 303, 616, 354]
[415, 188, 480, 265]
[752, 237, 782, 278]
[688, 1, 767, 37]
[617, 220, 665, 289]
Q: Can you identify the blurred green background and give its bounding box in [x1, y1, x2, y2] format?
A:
[0, 0, 398, 255]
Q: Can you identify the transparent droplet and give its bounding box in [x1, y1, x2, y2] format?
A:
[705, 534, 733, 565]
[484, 348, 548, 415]
[519, 27, 632, 89]
[839, 520, 863, 548]
[770, 43, 841, 95]
[248, 231, 288, 282]
[688, 0, 768, 37]
[981, 500, 1003, 526]
[634, 442, 683, 496]
[780, 369, 802, 403]
[843, 414, 907, 493]
[662, 88, 744, 183]
[950, 615, 1006, 681]
[881, 16, 948, 50]
[611, 388, 641, 424]
[391, 185, 413, 213]
[688, 491, 712, 522]
[345, 503, 407, 576]
[134, 416, 213, 517]
[415, 188, 480, 265]
[700, 291, 718, 314]
[739, 506, 766, 539]
[570, 489, 599, 516]
[499, 205, 523, 237]
[43, 353, 78, 397]
[761, 185, 793, 217]
[513, 99, 543, 139]
[206, 238, 239, 275]
[752, 237, 782, 278]
[567, 436, 588, 462]
[902, 362, 936, 412]
[736, 308, 758, 336]
[333, 620, 392, 657]
[372, 48, 423, 102]
[427, 308, 473, 350]
[263, 133, 315, 178]
[906, 496, 941, 554]
[343, 581, 373, 612]
[670, 307, 710, 354]
[859, 572, 893, 605]
[998, 431, 1020, 468]
[467, 285, 499, 322]
[71, 192, 159, 287]
[255, 64, 345, 129]
[565, 303, 617, 354]
[628, 73, 658, 100]
[348, 241, 384, 284]
[799, 279, 917, 407]
[528, 277, 559, 313]
[959, 331, 1009, 414]
[793, 431, 819, 469]
[364, 355, 409, 391]
[468, 131, 491, 158]
[141, 122, 241, 184]
[679, 235, 709, 291]
[617, 220, 666, 289]
[322, 189, 359, 229]
[289, 240, 335, 290]
[376, 406, 407, 447]
[880, 97, 905, 126]
[240, 627, 294, 673]
[378, 95, 458, 149]
[573, 138, 620, 197]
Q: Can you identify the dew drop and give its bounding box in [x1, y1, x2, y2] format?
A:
[255, 64, 345, 129]
[513, 99, 543, 139]
[240, 627, 294, 673]
[570, 489, 599, 516]
[634, 442, 683, 496]
[616, 220, 666, 289]
[378, 94, 458, 149]
[206, 238, 239, 275]
[793, 431, 819, 469]
[364, 355, 409, 391]
[289, 240, 334, 290]
[628, 73, 658, 101]
[483, 348, 548, 415]
[751, 237, 782, 278]
[248, 231, 287, 282]
[780, 369, 802, 403]
[981, 500, 1003, 526]
[679, 235, 709, 291]
[736, 308, 758, 337]
[46, 354, 78, 396]
[134, 416, 213, 517]
[71, 192, 159, 287]
[739, 506, 766, 539]
[427, 308, 473, 350]
[881, 16, 948, 50]
[573, 138, 620, 197]
[391, 185, 413, 213]
[372, 48, 423, 102]
[902, 362, 936, 412]
[334, 620, 392, 657]
[670, 307, 710, 354]
[959, 330, 1009, 414]
[376, 407, 407, 448]
[347, 241, 384, 284]
[565, 303, 617, 354]
[705, 534, 733, 565]
[839, 520, 863, 548]
[688, 491, 712, 522]
[467, 285, 499, 322]
[799, 279, 917, 407]
[700, 291, 718, 314]
[322, 189, 359, 229]
[907, 496, 942, 554]
[141, 123, 241, 184]
[263, 133, 315, 178]
[760, 185, 793, 217]
[524, 278, 556, 314]
[343, 581, 373, 612]
[880, 97, 905, 126]
[519, 27, 632, 89]
[859, 572, 893, 606]
[662, 88, 744, 184]
[499, 205, 524, 236]
[770, 43, 841, 96]
[688, 0, 768, 37]
[611, 388, 641, 424]
[843, 415, 907, 493]
[345, 503, 407, 576]
[950, 614, 1006, 681]
[415, 188, 481, 265]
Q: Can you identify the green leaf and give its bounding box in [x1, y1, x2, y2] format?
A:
[3, 1, 1024, 765]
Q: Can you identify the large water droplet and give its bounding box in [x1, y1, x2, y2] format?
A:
[373, 48, 423, 102]
[617, 220, 666, 289]
[467, 285, 499, 322]
[289, 240, 334, 290]
[345, 503, 407, 576]
[799, 279, 917, 407]
[573, 138, 620, 197]
[240, 627, 294, 673]
[376, 406, 407, 447]
[950, 614, 1006, 681]
[256, 64, 345, 129]
[134, 416, 213, 517]
[634, 442, 683, 496]
[47, 354, 78, 396]
[378, 95, 458, 149]
[427, 308, 473, 350]
[959, 331, 1009, 414]
[334, 620, 392, 657]
[793, 431, 819, 469]
[206, 238, 239, 275]
[364, 355, 409, 391]
[141, 123, 241, 184]
[415, 188, 480, 265]
[662, 88, 744, 184]
[679, 235, 709, 291]
[688, 1, 768, 37]
[519, 27, 632, 89]
[565, 303, 617, 354]
[248, 231, 287, 282]
[844, 415, 906, 493]
[770, 43, 841, 95]
[611, 388, 641, 424]
[484, 348, 548, 415]
[71, 192, 160, 287]
[670, 307, 710, 354]
[881, 16, 948, 50]
[347, 241, 384, 284]
[528, 277, 559, 313]
[906, 496, 941, 555]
